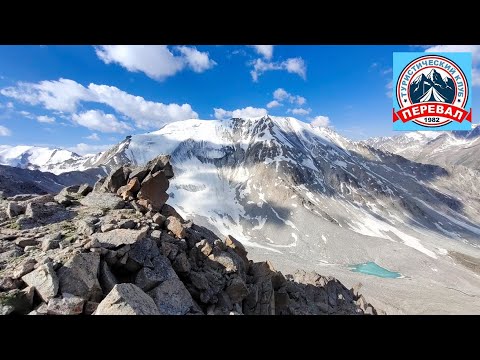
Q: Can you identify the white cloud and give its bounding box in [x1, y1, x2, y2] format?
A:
[272, 88, 307, 106]
[85, 133, 100, 141]
[1, 78, 198, 130]
[67, 143, 112, 156]
[250, 57, 307, 82]
[250, 45, 274, 60]
[284, 58, 307, 79]
[6, 102, 14, 109]
[37, 115, 55, 123]
[295, 96, 306, 106]
[176, 46, 217, 72]
[214, 106, 267, 120]
[87, 83, 198, 129]
[310, 115, 330, 128]
[288, 108, 311, 115]
[425, 45, 480, 86]
[72, 110, 133, 133]
[95, 45, 216, 81]
[273, 88, 289, 101]
[266, 100, 282, 108]
[0, 125, 11, 136]
[1, 78, 93, 112]
[386, 80, 393, 98]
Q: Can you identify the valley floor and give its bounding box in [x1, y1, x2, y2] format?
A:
[247, 244, 480, 314]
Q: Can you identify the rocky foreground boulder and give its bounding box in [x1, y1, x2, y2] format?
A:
[0, 155, 379, 315]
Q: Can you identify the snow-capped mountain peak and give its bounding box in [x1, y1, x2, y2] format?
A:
[0, 145, 82, 174]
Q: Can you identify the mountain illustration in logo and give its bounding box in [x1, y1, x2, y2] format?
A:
[409, 69, 455, 104]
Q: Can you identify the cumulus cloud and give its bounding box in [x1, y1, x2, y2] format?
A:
[85, 133, 100, 141]
[95, 45, 216, 81]
[1, 78, 93, 112]
[214, 106, 267, 120]
[266, 100, 282, 108]
[1, 78, 198, 130]
[0, 125, 11, 136]
[310, 115, 330, 128]
[250, 45, 274, 60]
[273, 88, 306, 105]
[176, 46, 217, 72]
[425, 45, 480, 86]
[288, 108, 311, 115]
[273, 88, 289, 101]
[250, 57, 307, 82]
[67, 143, 113, 156]
[72, 110, 133, 133]
[37, 115, 55, 123]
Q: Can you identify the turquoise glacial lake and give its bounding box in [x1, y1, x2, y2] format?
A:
[349, 262, 402, 279]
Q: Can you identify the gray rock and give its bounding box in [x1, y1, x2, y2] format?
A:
[0, 305, 14, 315]
[118, 219, 136, 229]
[47, 294, 85, 315]
[135, 255, 177, 291]
[210, 250, 242, 273]
[0, 286, 34, 314]
[226, 277, 249, 303]
[150, 230, 162, 241]
[41, 232, 62, 251]
[148, 277, 194, 315]
[25, 201, 63, 219]
[100, 223, 116, 232]
[8, 194, 41, 201]
[28, 302, 48, 315]
[173, 252, 191, 273]
[128, 167, 150, 183]
[128, 237, 160, 268]
[77, 183, 93, 196]
[21, 263, 59, 302]
[0, 276, 22, 291]
[99, 261, 118, 295]
[146, 155, 174, 178]
[161, 242, 179, 261]
[7, 201, 25, 218]
[12, 258, 37, 278]
[102, 166, 130, 193]
[57, 252, 102, 301]
[80, 192, 125, 210]
[165, 216, 186, 238]
[152, 213, 166, 227]
[93, 176, 106, 192]
[75, 216, 98, 236]
[54, 185, 80, 206]
[190, 271, 209, 291]
[90, 227, 149, 249]
[14, 237, 39, 248]
[95, 283, 160, 315]
[84, 301, 99, 315]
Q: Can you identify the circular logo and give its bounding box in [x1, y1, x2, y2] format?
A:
[396, 55, 469, 127]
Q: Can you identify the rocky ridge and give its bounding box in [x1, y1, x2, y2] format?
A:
[0, 155, 378, 315]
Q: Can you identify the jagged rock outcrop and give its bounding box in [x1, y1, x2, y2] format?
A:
[0, 155, 379, 315]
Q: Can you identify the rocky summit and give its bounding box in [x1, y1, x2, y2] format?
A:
[0, 155, 378, 315]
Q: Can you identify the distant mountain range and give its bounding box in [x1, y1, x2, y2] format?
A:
[409, 69, 455, 104]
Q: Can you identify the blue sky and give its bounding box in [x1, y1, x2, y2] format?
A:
[0, 45, 478, 154]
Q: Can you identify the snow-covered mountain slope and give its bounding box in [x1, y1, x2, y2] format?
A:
[5, 116, 480, 313]
[0, 145, 84, 175]
[363, 125, 480, 170]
